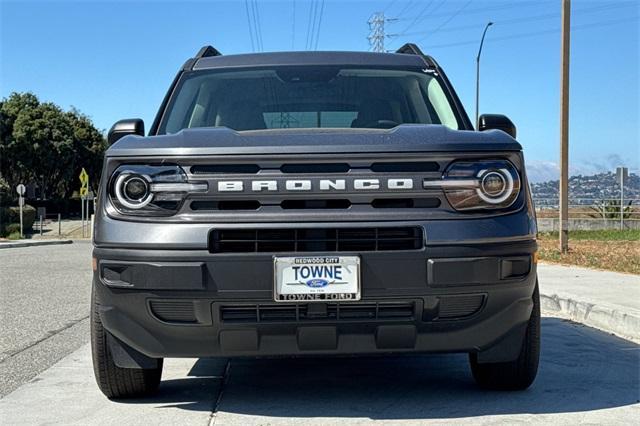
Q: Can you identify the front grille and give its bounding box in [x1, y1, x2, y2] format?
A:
[166, 155, 464, 223]
[191, 161, 439, 175]
[220, 302, 416, 323]
[149, 300, 197, 323]
[209, 226, 423, 253]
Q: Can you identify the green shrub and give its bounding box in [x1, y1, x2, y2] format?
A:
[7, 231, 22, 240]
[5, 223, 21, 234]
[0, 204, 36, 236]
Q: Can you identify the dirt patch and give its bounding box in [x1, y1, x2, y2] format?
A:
[537, 236, 640, 274]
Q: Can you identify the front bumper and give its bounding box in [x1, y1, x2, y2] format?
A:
[93, 238, 537, 361]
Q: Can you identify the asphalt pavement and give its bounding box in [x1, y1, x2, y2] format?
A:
[0, 241, 92, 396]
[0, 318, 637, 425]
[0, 242, 638, 424]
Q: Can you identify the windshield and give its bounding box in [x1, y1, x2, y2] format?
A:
[159, 66, 461, 134]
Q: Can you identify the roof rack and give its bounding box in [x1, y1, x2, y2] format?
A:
[195, 45, 223, 59]
[183, 45, 222, 71]
[396, 43, 424, 56]
[395, 43, 437, 68]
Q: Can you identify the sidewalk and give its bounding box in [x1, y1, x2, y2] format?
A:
[30, 219, 90, 240]
[538, 263, 640, 342]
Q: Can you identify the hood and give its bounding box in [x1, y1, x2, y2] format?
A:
[106, 124, 521, 157]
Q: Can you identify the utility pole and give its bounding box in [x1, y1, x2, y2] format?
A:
[559, 0, 571, 253]
[368, 12, 386, 52]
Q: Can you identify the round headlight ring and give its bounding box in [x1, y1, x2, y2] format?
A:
[123, 176, 149, 201]
[481, 171, 507, 197]
[114, 173, 153, 209]
[476, 168, 514, 204]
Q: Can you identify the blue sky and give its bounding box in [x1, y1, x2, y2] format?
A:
[1, 0, 638, 181]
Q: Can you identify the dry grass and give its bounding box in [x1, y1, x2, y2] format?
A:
[537, 230, 640, 274]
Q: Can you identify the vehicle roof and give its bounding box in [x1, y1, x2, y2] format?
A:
[191, 51, 430, 71]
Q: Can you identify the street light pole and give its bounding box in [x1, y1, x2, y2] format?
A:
[476, 22, 493, 129]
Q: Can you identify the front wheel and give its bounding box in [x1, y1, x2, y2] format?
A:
[91, 289, 163, 398]
[469, 281, 540, 390]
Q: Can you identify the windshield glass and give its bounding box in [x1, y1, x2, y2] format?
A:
[159, 66, 461, 133]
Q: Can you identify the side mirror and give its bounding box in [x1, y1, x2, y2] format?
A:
[108, 119, 145, 145]
[478, 114, 516, 138]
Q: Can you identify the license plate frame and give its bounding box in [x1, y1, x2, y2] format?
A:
[273, 255, 361, 303]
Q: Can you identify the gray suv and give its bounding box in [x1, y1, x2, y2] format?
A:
[92, 44, 540, 398]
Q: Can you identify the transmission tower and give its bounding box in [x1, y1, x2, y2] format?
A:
[367, 12, 386, 52]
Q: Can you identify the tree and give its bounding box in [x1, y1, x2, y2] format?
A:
[0, 92, 106, 200]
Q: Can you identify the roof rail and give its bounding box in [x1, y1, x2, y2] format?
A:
[183, 45, 223, 71]
[195, 45, 222, 59]
[395, 43, 436, 68]
[396, 43, 424, 56]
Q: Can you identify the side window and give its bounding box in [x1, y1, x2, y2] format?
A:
[426, 79, 458, 130]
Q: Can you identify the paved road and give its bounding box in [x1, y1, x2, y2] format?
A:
[0, 241, 92, 396]
[0, 318, 638, 425]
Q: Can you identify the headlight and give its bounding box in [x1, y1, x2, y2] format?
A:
[109, 165, 207, 216]
[423, 160, 521, 211]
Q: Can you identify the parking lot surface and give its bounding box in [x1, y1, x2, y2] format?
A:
[0, 317, 638, 425]
[1, 243, 638, 424]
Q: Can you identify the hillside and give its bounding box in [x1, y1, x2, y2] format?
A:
[530, 172, 640, 204]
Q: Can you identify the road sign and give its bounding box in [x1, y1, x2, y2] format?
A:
[616, 167, 629, 184]
[79, 168, 89, 197]
[79, 168, 89, 185]
[616, 167, 629, 230]
[17, 183, 25, 238]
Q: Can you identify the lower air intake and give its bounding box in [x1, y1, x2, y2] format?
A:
[209, 226, 424, 253]
[437, 295, 485, 320]
[149, 300, 197, 323]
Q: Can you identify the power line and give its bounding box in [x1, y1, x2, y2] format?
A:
[394, 1, 415, 19]
[419, 0, 473, 42]
[397, 0, 437, 35]
[305, 0, 317, 50]
[291, 0, 296, 50]
[251, 0, 264, 52]
[394, 1, 636, 37]
[314, 0, 325, 50]
[383, 0, 399, 13]
[304, 0, 324, 51]
[244, 0, 256, 52]
[309, 0, 319, 50]
[394, 1, 554, 23]
[423, 16, 639, 50]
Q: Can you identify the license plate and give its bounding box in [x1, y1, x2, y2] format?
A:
[274, 256, 360, 302]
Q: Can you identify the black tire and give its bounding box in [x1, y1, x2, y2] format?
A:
[469, 281, 540, 390]
[91, 289, 163, 398]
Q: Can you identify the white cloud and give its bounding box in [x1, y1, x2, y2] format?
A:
[525, 161, 559, 183]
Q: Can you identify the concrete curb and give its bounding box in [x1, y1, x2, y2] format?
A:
[0, 239, 74, 249]
[541, 292, 640, 343]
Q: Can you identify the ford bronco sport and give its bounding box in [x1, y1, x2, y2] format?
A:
[92, 44, 540, 398]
